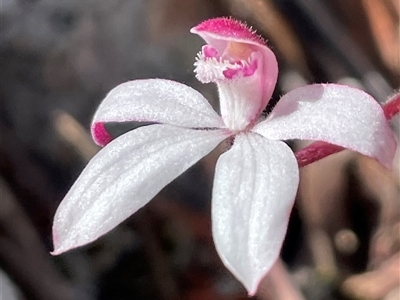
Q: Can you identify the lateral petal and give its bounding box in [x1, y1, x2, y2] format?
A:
[91, 79, 224, 145]
[212, 132, 299, 295]
[253, 84, 396, 168]
[53, 124, 229, 255]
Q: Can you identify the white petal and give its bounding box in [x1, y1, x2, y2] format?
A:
[92, 79, 224, 128]
[53, 124, 229, 255]
[212, 133, 299, 295]
[253, 84, 396, 168]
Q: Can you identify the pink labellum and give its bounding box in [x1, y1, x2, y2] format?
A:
[202, 45, 219, 58]
[222, 59, 258, 79]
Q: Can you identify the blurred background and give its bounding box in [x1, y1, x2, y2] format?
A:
[0, 0, 399, 299]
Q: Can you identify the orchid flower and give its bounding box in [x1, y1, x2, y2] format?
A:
[52, 18, 396, 295]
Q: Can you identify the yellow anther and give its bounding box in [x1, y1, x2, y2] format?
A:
[225, 42, 253, 61]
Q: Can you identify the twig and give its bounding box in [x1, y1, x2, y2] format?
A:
[223, 0, 309, 74]
[0, 178, 74, 300]
[360, 0, 400, 76]
[258, 259, 306, 300]
[288, 0, 392, 100]
[134, 210, 180, 300]
[351, 155, 400, 267]
[341, 252, 400, 300]
[0, 123, 54, 230]
[53, 110, 99, 161]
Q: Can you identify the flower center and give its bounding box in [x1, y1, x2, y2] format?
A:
[194, 42, 257, 83]
[224, 42, 253, 61]
[194, 41, 264, 131]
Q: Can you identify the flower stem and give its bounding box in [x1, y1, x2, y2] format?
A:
[383, 91, 400, 120]
[257, 259, 306, 300]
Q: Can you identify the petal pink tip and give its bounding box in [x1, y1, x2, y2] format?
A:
[191, 17, 265, 45]
[51, 226, 76, 255]
[91, 122, 112, 146]
[248, 285, 260, 297]
[50, 228, 65, 256]
[50, 249, 63, 256]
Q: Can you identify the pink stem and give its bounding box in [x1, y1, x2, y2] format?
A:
[295, 92, 400, 168]
[383, 92, 400, 120]
[295, 142, 344, 168]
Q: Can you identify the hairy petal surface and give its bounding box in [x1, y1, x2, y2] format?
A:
[254, 84, 397, 168]
[53, 125, 229, 254]
[92, 79, 224, 145]
[212, 132, 299, 295]
[192, 17, 266, 45]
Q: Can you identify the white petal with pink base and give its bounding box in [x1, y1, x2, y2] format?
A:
[254, 84, 396, 168]
[52, 124, 229, 255]
[91, 79, 224, 146]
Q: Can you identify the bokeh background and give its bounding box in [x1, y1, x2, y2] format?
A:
[1, 0, 399, 299]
